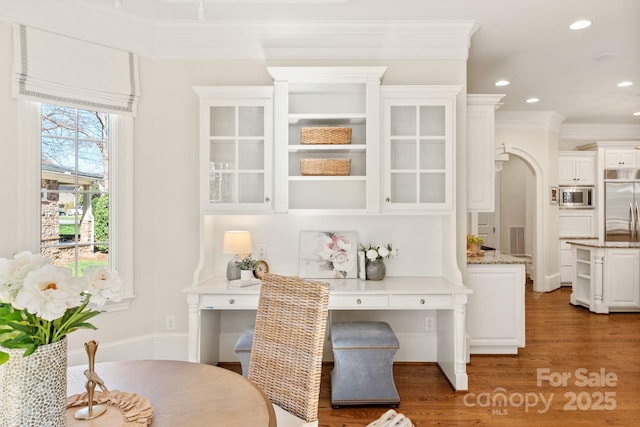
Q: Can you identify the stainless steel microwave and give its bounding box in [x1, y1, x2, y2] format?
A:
[559, 186, 595, 209]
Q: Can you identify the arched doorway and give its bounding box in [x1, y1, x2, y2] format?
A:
[494, 144, 550, 293]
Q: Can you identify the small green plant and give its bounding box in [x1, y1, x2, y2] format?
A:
[467, 234, 483, 245]
[237, 255, 256, 270]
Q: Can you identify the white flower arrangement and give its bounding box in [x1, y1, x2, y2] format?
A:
[361, 244, 393, 261]
[0, 251, 122, 364]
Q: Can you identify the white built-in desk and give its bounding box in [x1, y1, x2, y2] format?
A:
[182, 277, 472, 391]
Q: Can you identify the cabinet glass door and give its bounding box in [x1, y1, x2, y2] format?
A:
[387, 103, 448, 206]
[208, 105, 266, 205]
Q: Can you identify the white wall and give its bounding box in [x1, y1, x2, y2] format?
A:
[0, 22, 18, 256]
[0, 19, 468, 362]
[499, 156, 531, 253]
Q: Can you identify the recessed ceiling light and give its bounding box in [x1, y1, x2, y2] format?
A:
[617, 81, 634, 87]
[526, 98, 540, 103]
[495, 80, 510, 87]
[634, 112, 640, 116]
[570, 20, 592, 30]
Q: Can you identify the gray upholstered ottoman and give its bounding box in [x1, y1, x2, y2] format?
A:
[233, 326, 254, 377]
[330, 321, 400, 407]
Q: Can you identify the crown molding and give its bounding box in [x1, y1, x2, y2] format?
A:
[0, 0, 154, 54]
[467, 94, 505, 109]
[495, 111, 565, 133]
[151, 20, 477, 60]
[0, 1, 475, 60]
[560, 123, 640, 142]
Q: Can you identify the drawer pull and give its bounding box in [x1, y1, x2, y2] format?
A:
[356, 298, 362, 305]
[229, 299, 235, 305]
[420, 298, 426, 305]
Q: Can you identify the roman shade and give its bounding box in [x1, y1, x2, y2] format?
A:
[12, 24, 140, 116]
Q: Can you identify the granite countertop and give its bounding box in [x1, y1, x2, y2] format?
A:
[467, 251, 529, 265]
[566, 240, 640, 249]
[560, 236, 598, 240]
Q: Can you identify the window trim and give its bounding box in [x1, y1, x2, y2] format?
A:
[17, 100, 134, 309]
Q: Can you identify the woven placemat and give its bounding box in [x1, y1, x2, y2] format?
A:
[66, 390, 153, 426]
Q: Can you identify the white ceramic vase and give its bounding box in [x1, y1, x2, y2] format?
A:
[240, 269, 254, 281]
[366, 259, 386, 281]
[0, 338, 68, 427]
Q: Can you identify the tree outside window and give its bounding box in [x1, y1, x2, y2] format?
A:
[40, 104, 111, 275]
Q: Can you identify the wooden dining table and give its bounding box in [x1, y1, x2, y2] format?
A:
[67, 360, 275, 426]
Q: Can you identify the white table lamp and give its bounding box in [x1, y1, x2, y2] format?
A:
[223, 230, 252, 280]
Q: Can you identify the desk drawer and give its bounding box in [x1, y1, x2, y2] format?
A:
[390, 294, 452, 309]
[200, 294, 259, 309]
[329, 294, 389, 309]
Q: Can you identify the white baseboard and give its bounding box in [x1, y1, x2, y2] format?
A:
[69, 330, 436, 366]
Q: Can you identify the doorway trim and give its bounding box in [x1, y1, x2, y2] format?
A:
[496, 143, 550, 292]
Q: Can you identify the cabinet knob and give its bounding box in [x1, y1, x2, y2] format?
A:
[385, 197, 391, 203]
[229, 299, 235, 305]
[356, 298, 362, 305]
[420, 298, 426, 305]
[264, 197, 270, 203]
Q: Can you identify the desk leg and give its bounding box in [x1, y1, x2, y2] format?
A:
[199, 310, 221, 365]
[436, 296, 469, 391]
[187, 294, 201, 363]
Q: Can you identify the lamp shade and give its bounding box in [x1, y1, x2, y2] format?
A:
[223, 231, 252, 256]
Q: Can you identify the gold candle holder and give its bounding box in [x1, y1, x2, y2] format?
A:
[73, 340, 108, 420]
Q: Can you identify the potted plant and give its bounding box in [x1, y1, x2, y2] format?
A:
[467, 234, 484, 255]
[237, 255, 256, 280]
[0, 251, 122, 425]
[360, 244, 392, 281]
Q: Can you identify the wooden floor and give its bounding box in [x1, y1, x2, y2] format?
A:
[221, 285, 640, 426]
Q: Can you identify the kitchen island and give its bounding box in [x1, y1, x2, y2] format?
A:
[466, 252, 527, 354]
[567, 241, 640, 313]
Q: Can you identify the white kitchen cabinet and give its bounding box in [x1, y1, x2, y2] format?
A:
[467, 94, 504, 212]
[194, 86, 273, 213]
[569, 243, 640, 313]
[558, 151, 596, 185]
[466, 263, 525, 354]
[604, 248, 640, 309]
[558, 211, 597, 238]
[268, 66, 386, 214]
[560, 240, 574, 285]
[603, 149, 637, 169]
[380, 86, 461, 213]
[560, 239, 597, 285]
[571, 246, 595, 308]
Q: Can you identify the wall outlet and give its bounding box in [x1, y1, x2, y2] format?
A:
[165, 315, 176, 331]
[424, 316, 435, 331]
[256, 244, 266, 258]
[392, 246, 401, 258]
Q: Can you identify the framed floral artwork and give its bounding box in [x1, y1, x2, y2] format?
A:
[299, 231, 358, 279]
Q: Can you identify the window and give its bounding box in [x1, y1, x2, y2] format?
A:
[40, 104, 111, 274]
[17, 100, 134, 305]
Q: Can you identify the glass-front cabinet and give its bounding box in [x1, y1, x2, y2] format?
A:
[194, 86, 273, 213]
[381, 86, 461, 212]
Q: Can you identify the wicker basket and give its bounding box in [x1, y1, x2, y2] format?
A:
[301, 127, 352, 145]
[300, 158, 351, 176]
